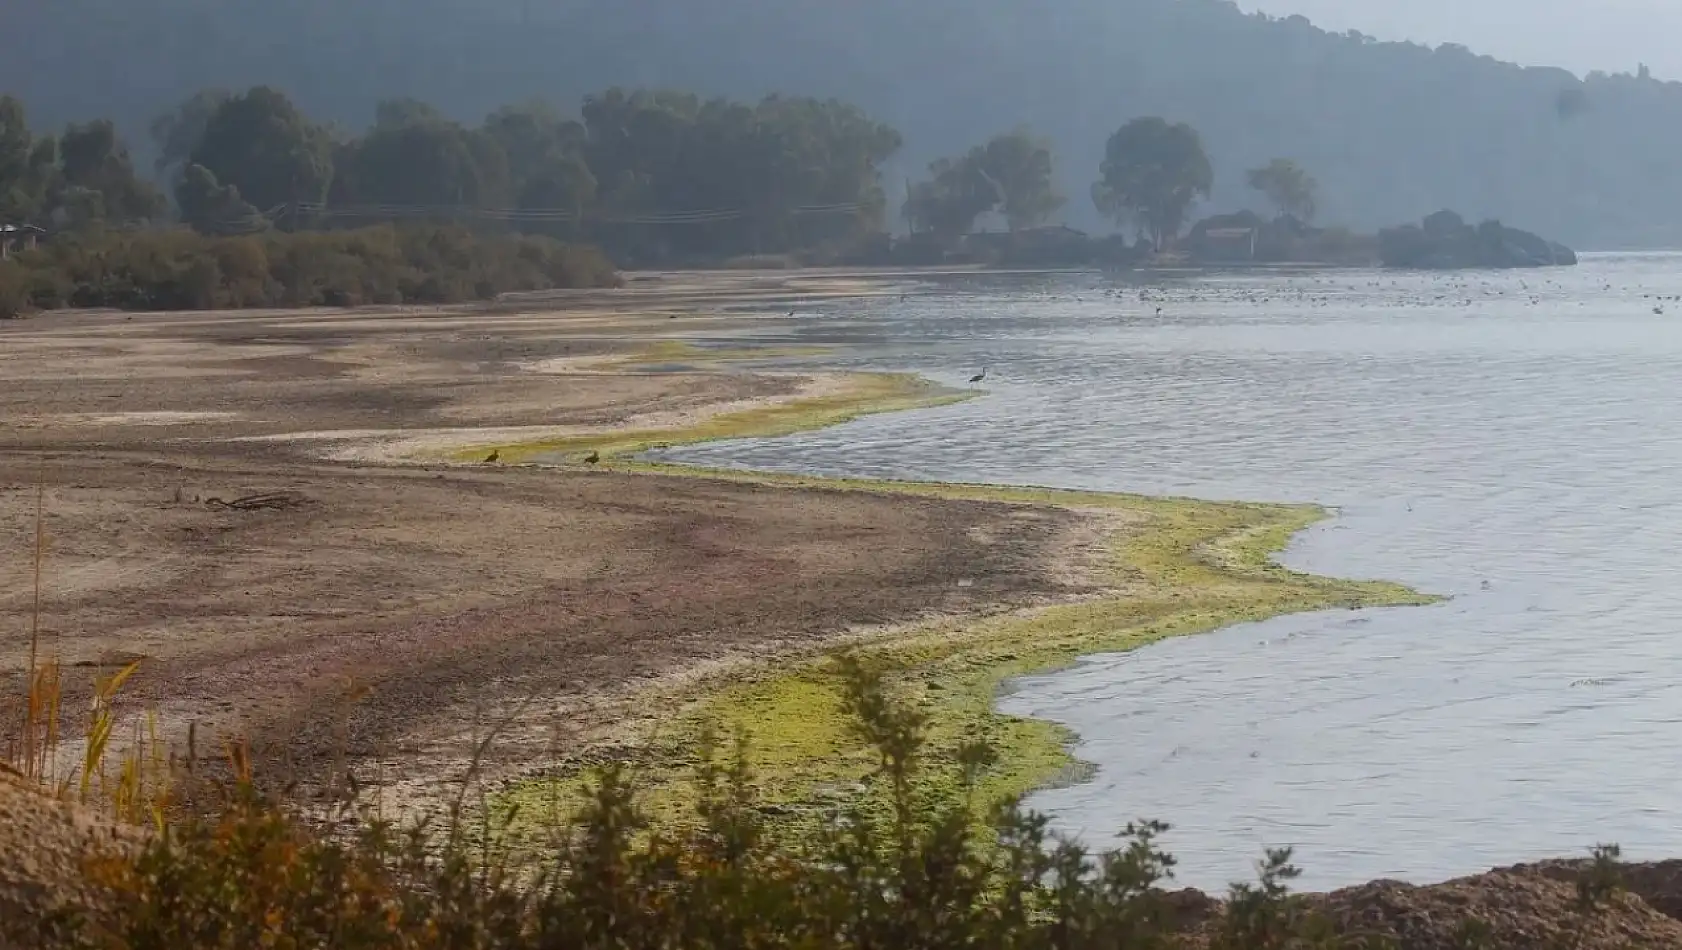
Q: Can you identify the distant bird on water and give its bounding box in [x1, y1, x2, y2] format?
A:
[583, 450, 601, 464]
[968, 366, 988, 383]
[482, 449, 501, 463]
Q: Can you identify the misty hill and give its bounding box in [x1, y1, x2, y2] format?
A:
[7, 0, 1682, 247]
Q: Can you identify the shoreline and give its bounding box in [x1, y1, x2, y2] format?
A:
[284, 299, 1432, 836]
[0, 271, 1433, 837]
[488, 460, 1432, 837]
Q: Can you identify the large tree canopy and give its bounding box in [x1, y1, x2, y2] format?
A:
[0, 96, 161, 227]
[1247, 158, 1318, 222]
[905, 129, 1063, 239]
[187, 87, 335, 213]
[1093, 118, 1212, 249]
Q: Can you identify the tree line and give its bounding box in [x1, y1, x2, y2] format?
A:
[906, 121, 1318, 252]
[147, 86, 904, 265]
[8, 0, 1676, 247]
[5, 83, 1322, 267]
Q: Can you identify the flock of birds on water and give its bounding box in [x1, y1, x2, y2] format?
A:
[475, 270, 1682, 465]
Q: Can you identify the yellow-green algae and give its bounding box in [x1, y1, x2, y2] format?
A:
[497, 469, 1434, 838]
[600, 339, 837, 368]
[461, 339, 1432, 837]
[450, 370, 970, 464]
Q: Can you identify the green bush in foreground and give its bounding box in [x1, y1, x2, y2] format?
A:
[0, 224, 618, 317]
[11, 656, 1396, 950]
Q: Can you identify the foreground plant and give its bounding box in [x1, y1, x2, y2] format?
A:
[14, 653, 1381, 949]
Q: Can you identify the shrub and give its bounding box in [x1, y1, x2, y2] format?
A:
[5, 225, 619, 314]
[0, 259, 29, 318]
[5, 655, 1372, 950]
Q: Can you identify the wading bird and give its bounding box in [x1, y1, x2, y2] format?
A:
[483, 449, 500, 463]
[968, 366, 987, 383]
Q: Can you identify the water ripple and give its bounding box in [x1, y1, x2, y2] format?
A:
[667, 254, 1682, 891]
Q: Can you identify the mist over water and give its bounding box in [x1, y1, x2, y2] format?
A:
[666, 253, 1682, 891]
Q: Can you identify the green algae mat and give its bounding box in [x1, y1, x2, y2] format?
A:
[456, 344, 1430, 837]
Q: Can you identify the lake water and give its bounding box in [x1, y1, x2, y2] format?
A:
[664, 254, 1682, 891]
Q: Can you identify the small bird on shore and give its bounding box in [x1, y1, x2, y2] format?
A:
[583, 450, 601, 464]
[482, 449, 500, 463]
[968, 366, 987, 384]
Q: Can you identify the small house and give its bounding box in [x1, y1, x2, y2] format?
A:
[0, 224, 45, 260]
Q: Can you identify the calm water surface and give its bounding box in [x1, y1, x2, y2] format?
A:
[665, 253, 1682, 891]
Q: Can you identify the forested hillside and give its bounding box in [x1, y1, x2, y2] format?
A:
[6, 0, 1682, 246]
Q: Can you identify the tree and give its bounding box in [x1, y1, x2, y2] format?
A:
[1246, 158, 1317, 222]
[904, 129, 1061, 238]
[55, 120, 166, 222]
[176, 163, 264, 234]
[372, 97, 449, 132]
[150, 89, 230, 178]
[903, 156, 997, 240]
[977, 129, 1063, 230]
[574, 87, 899, 258]
[187, 87, 334, 213]
[338, 103, 510, 208]
[1, 99, 162, 227]
[1092, 118, 1212, 250]
[0, 96, 48, 222]
[483, 103, 597, 232]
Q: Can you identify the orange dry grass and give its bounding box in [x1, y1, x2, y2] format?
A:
[5, 466, 171, 825]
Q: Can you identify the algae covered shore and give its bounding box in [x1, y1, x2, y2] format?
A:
[478, 342, 1432, 835]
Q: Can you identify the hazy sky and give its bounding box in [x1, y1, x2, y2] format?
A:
[1237, 0, 1679, 79]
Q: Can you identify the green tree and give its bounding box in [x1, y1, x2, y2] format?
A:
[176, 163, 265, 234]
[339, 103, 510, 208]
[978, 129, 1063, 230]
[903, 156, 997, 240]
[0, 96, 57, 224]
[1092, 117, 1212, 250]
[149, 89, 231, 178]
[371, 97, 449, 132]
[904, 129, 1060, 238]
[187, 86, 335, 213]
[578, 88, 899, 258]
[55, 120, 166, 223]
[1247, 158, 1318, 222]
[483, 102, 596, 224]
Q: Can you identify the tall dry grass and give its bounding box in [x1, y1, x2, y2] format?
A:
[5, 468, 171, 824]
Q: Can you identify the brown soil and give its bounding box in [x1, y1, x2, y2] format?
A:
[1156, 862, 1682, 949]
[0, 277, 1095, 806]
